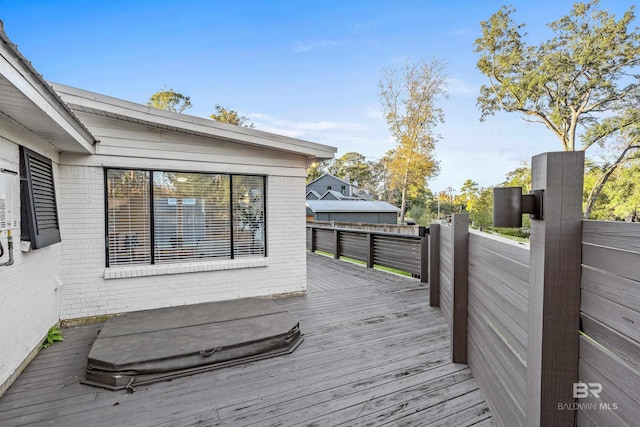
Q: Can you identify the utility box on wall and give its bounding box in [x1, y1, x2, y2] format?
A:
[0, 161, 19, 231]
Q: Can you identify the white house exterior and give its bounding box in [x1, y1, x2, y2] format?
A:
[0, 25, 335, 394]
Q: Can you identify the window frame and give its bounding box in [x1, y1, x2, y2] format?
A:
[104, 168, 267, 267]
[20, 146, 61, 249]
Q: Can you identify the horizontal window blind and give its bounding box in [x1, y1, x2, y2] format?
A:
[154, 172, 231, 264]
[106, 170, 151, 266]
[233, 175, 266, 258]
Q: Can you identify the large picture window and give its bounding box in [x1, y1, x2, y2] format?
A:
[106, 169, 265, 267]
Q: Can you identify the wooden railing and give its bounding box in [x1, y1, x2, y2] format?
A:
[306, 224, 428, 282]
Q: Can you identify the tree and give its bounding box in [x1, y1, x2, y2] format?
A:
[306, 160, 329, 183]
[327, 152, 376, 190]
[475, 1, 640, 218]
[468, 187, 493, 230]
[379, 58, 447, 223]
[147, 87, 192, 113]
[584, 159, 640, 220]
[210, 105, 255, 128]
[457, 179, 480, 212]
[502, 161, 531, 192]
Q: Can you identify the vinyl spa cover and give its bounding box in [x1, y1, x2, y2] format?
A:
[83, 298, 302, 391]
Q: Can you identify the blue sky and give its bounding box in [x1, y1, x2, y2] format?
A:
[1, 0, 636, 192]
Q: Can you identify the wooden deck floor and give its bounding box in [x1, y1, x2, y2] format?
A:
[0, 253, 494, 426]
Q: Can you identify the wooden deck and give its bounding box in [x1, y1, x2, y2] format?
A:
[0, 253, 494, 426]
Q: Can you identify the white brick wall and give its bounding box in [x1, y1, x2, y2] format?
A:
[0, 134, 62, 390]
[58, 165, 307, 319]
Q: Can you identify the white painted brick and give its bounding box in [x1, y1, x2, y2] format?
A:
[0, 136, 62, 389]
[57, 166, 307, 320]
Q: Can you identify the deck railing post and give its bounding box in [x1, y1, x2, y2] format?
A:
[428, 224, 440, 307]
[366, 232, 374, 269]
[450, 213, 469, 363]
[310, 226, 316, 253]
[526, 151, 584, 427]
[419, 226, 428, 283]
[333, 229, 340, 259]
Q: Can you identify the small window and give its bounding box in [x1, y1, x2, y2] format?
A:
[20, 147, 61, 249]
[327, 185, 332, 190]
[341, 185, 346, 195]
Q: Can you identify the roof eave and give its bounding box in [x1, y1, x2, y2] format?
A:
[0, 21, 96, 153]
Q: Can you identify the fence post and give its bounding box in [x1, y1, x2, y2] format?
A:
[419, 226, 428, 283]
[428, 224, 440, 307]
[451, 213, 469, 363]
[526, 151, 584, 427]
[366, 233, 374, 268]
[310, 227, 316, 253]
[333, 229, 340, 259]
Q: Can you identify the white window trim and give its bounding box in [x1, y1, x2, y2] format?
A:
[104, 257, 268, 280]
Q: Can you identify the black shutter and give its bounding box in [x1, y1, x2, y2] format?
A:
[20, 147, 61, 249]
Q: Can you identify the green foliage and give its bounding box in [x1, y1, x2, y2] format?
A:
[210, 105, 255, 128]
[475, 1, 640, 151]
[492, 227, 530, 239]
[584, 159, 640, 220]
[468, 187, 493, 230]
[147, 87, 192, 113]
[379, 58, 447, 222]
[475, 1, 640, 217]
[327, 152, 376, 191]
[306, 161, 326, 183]
[43, 325, 64, 349]
[502, 162, 531, 192]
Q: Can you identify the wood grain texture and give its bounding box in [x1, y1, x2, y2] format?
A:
[429, 224, 440, 307]
[526, 151, 584, 427]
[0, 254, 495, 426]
[450, 213, 469, 364]
[581, 313, 640, 372]
[466, 232, 529, 427]
[582, 242, 640, 282]
[578, 335, 640, 426]
[582, 220, 640, 252]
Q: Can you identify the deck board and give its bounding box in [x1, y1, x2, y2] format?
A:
[0, 253, 494, 426]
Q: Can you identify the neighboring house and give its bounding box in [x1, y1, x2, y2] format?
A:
[306, 200, 400, 224]
[305, 190, 321, 200]
[0, 25, 335, 395]
[318, 189, 360, 201]
[306, 174, 355, 197]
[305, 173, 398, 224]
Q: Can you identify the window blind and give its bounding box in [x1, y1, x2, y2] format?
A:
[153, 172, 231, 263]
[233, 175, 265, 258]
[106, 170, 151, 266]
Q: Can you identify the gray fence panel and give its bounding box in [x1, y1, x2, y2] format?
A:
[580, 220, 640, 425]
[467, 231, 530, 427]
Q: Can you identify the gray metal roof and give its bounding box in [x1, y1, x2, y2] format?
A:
[306, 173, 352, 187]
[306, 200, 401, 213]
[306, 190, 321, 200]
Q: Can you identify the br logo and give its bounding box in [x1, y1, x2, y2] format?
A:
[573, 382, 602, 399]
